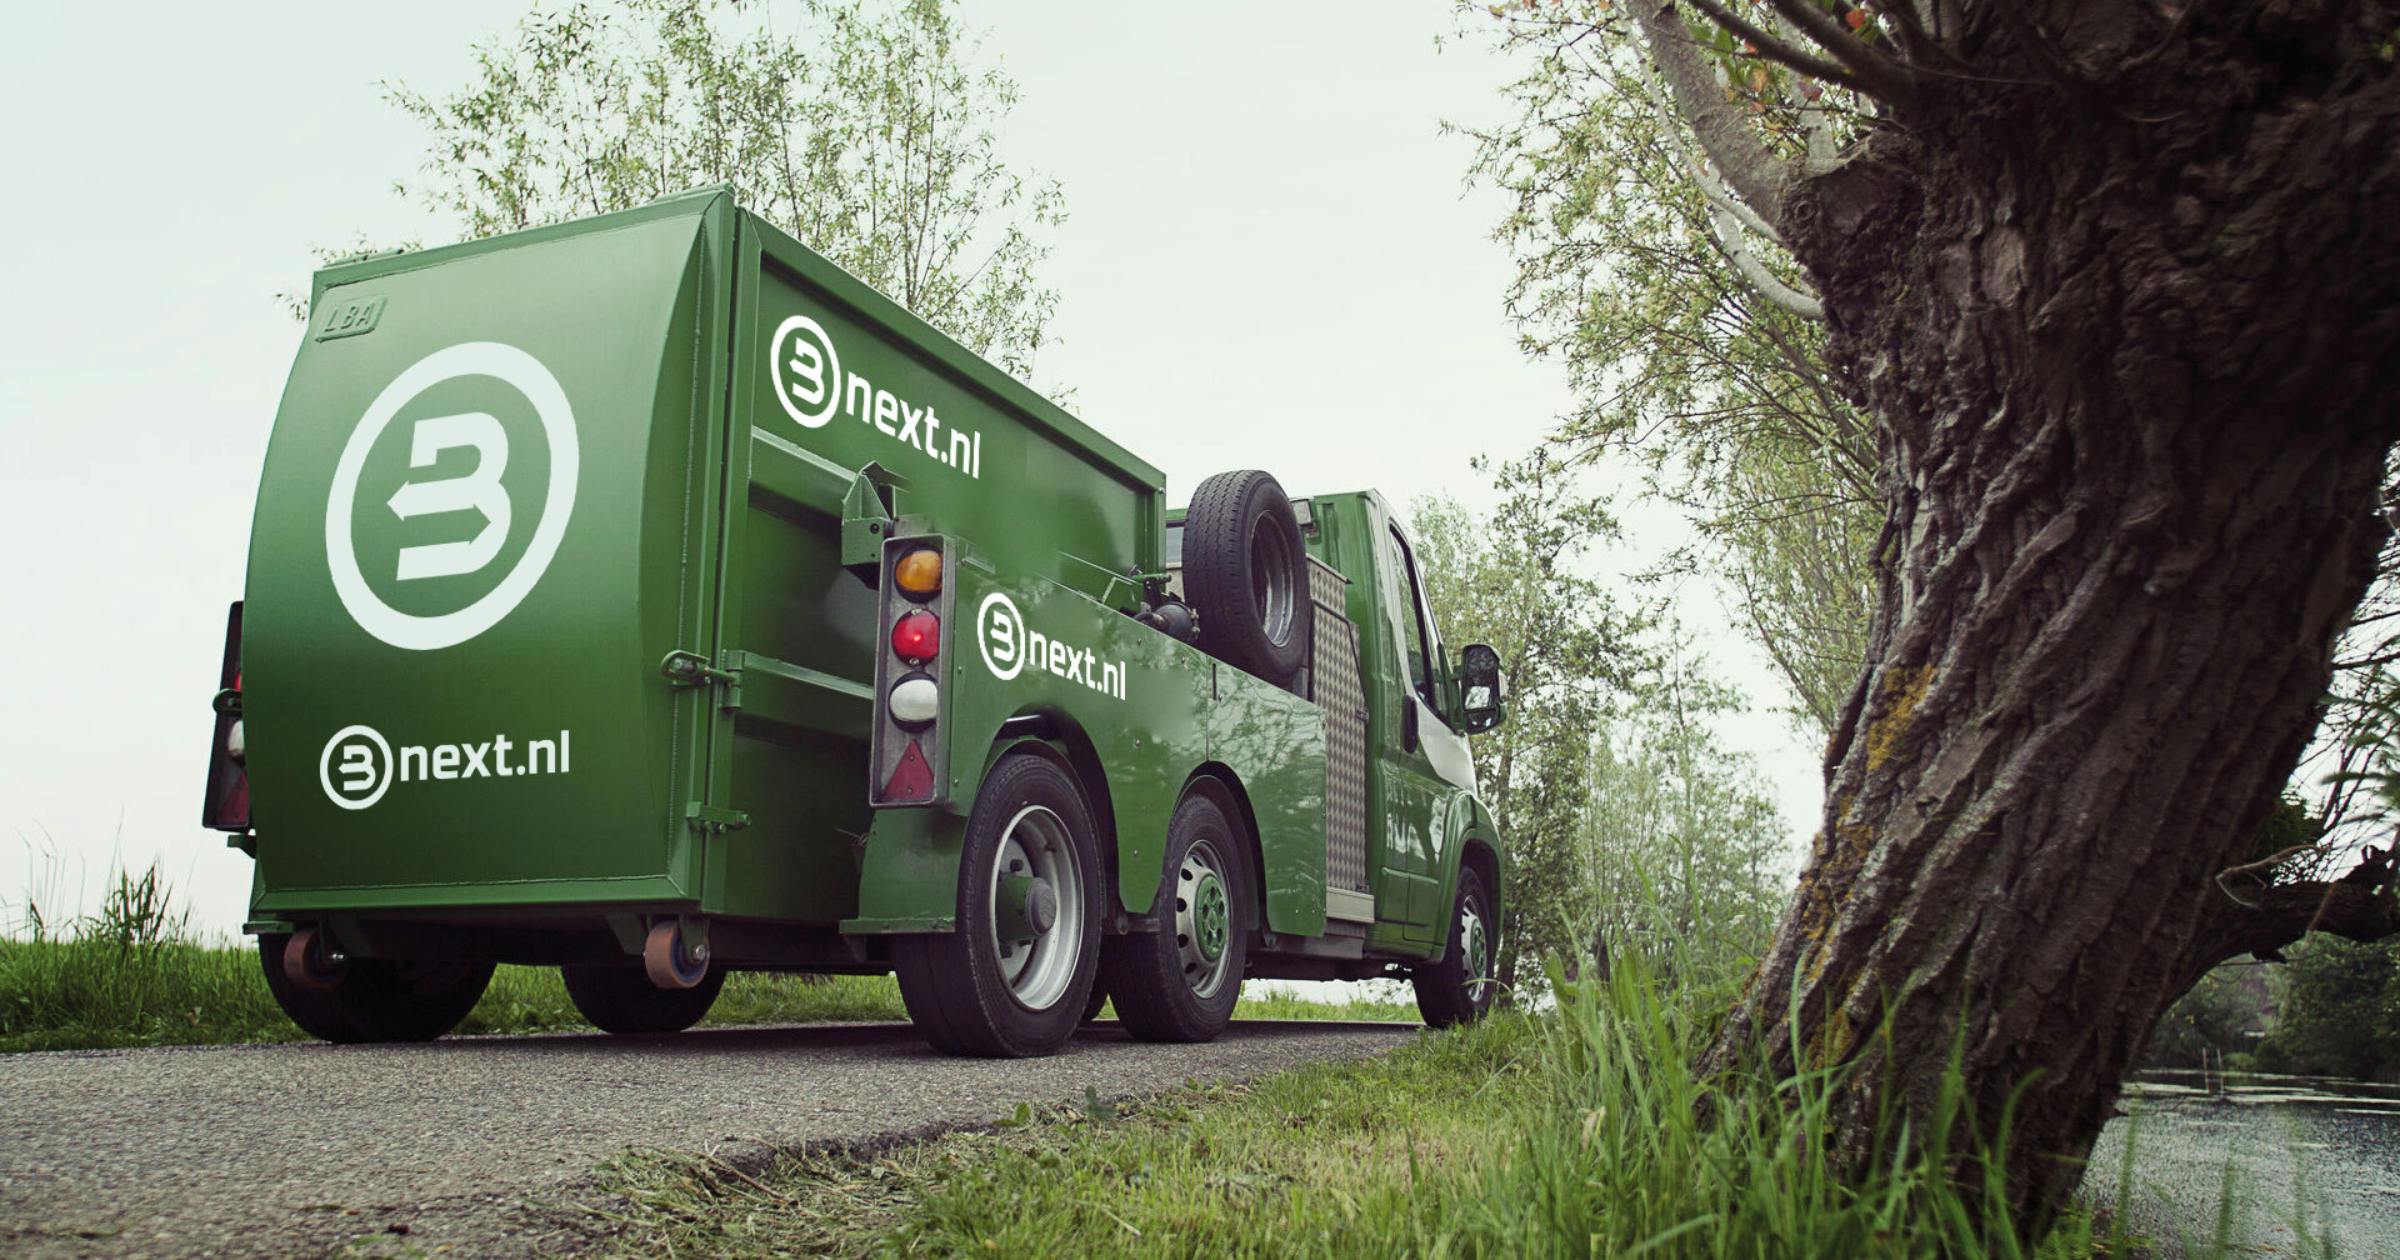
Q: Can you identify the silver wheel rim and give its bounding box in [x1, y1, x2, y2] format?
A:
[1461, 901, 1491, 1002]
[987, 804, 1085, 1011]
[1248, 514, 1296, 648]
[1174, 838, 1235, 1000]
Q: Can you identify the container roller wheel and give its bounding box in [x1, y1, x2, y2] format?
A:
[642, 921, 711, 991]
[282, 926, 347, 991]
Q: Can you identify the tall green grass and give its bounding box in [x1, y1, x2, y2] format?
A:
[0, 857, 292, 1051]
[0, 934, 913, 1054]
[1, 936, 297, 1052]
[1440, 957, 2109, 1258]
[1, 856, 913, 1052]
[1224, 983, 1420, 1023]
[596, 952, 2316, 1257]
[0, 858, 1403, 1053]
[893, 954, 2130, 1258]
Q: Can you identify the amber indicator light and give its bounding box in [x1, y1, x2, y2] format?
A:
[893, 547, 942, 599]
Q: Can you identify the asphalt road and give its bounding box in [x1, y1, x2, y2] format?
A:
[0, 1019, 1418, 1258]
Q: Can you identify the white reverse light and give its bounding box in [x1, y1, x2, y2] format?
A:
[889, 676, 939, 727]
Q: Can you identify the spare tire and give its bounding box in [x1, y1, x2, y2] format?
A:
[1183, 470, 1308, 683]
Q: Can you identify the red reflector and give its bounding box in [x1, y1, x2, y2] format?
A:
[891, 610, 941, 662]
[884, 739, 936, 801]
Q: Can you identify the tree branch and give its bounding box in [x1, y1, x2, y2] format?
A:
[1705, 200, 1825, 319]
[2186, 856, 2399, 990]
[1761, 6, 1850, 177]
[1701, 149, 1789, 243]
[1631, 46, 1790, 247]
[1630, 1, 1798, 224]
[1870, 0, 1949, 67]
[1757, 0, 1919, 102]
[1680, 0, 1873, 92]
[2221, 879, 2398, 949]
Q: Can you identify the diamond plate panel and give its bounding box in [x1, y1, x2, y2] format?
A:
[1308, 558, 1370, 895]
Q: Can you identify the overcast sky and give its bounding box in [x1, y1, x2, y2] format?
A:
[0, 1, 1823, 937]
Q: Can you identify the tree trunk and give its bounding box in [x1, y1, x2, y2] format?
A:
[1704, 2, 2400, 1225]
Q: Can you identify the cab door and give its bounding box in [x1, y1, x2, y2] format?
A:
[1370, 515, 1463, 935]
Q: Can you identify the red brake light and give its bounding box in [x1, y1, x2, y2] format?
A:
[202, 601, 249, 832]
[891, 610, 940, 662]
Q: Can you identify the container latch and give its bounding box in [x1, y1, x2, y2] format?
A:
[685, 803, 751, 835]
[661, 649, 742, 711]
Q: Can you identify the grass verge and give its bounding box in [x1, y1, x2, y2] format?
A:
[4, 858, 1417, 1053]
[586, 960, 2317, 1259]
[1223, 985, 1418, 1023]
[0, 936, 908, 1053]
[1, 935, 1410, 1055]
[591, 1015, 1529, 1257]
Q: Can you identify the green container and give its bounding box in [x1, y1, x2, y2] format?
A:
[243, 189, 1165, 931]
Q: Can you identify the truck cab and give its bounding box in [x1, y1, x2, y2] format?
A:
[1166, 492, 1496, 958]
[200, 189, 1508, 1056]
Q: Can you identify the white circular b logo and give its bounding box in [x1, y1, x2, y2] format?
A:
[319, 724, 394, 810]
[978, 591, 1026, 681]
[324, 343, 580, 651]
[772, 315, 842, 429]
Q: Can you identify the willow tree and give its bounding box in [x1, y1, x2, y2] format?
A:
[1485, 0, 2400, 1228]
[1466, 5, 1881, 734]
[385, 0, 1064, 377]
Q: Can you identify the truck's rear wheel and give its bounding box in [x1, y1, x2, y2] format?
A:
[1102, 792, 1248, 1042]
[1413, 867, 1499, 1028]
[561, 960, 726, 1034]
[1183, 470, 1308, 684]
[893, 753, 1103, 1057]
[259, 930, 495, 1044]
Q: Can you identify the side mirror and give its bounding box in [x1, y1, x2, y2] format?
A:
[1455, 643, 1504, 734]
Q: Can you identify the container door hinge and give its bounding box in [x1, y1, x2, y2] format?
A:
[660, 649, 743, 711]
[842, 461, 909, 576]
[686, 803, 751, 835]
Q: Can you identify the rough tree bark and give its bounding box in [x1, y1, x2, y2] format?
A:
[1630, 0, 2400, 1228]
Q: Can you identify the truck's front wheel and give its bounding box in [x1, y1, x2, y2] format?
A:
[893, 753, 1103, 1057]
[1413, 867, 1499, 1028]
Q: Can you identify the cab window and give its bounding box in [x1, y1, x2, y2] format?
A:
[1387, 525, 1439, 712]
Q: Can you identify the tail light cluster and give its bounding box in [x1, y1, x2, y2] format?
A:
[201, 602, 251, 832]
[871, 537, 952, 807]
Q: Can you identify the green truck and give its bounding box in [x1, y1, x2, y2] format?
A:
[200, 188, 1509, 1057]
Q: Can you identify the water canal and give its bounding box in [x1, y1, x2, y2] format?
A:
[2083, 1071, 2400, 1257]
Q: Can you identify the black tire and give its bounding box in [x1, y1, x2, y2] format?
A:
[893, 753, 1104, 1057]
[258, 933, 495, 1044]
[561, 961, 727, 1034]
[1413, 866, 1498, 1029]
[1183, 470, 1308, 683]
[1101, 793, 1247, 1043]
[1080, 980, 1110, 1025]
